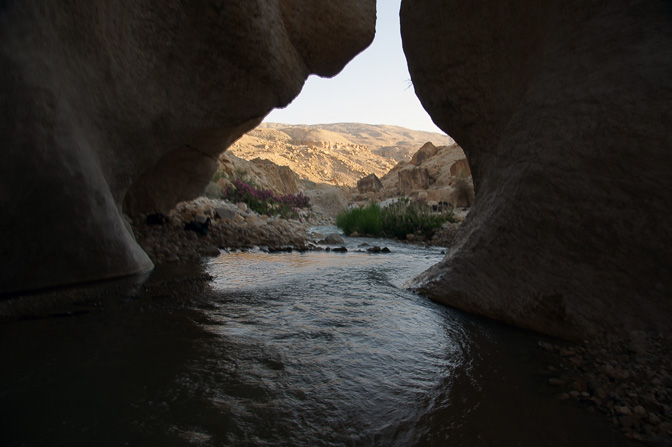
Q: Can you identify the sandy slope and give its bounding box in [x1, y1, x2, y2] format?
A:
[227, 123, 454, 187]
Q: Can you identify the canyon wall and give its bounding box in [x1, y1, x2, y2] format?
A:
[401, 0, 672, 338]
[0, 1, 375, 294]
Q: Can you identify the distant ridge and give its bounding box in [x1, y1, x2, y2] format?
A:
[228, 122, 454, 187]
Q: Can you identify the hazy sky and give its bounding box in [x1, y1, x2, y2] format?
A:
[265, 0, 443, 134]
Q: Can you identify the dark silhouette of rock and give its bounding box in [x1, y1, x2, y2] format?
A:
[185, 218, 211, 236]
[146, 214, 168, 226]
[401, 0, 672, 338]
[0, 1, 375, 294]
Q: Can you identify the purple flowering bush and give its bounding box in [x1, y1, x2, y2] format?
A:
[223, 179, 311, 218]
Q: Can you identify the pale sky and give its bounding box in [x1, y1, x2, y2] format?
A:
[265, 0, 444, 134]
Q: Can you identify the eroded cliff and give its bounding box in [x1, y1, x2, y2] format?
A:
[0, 1, 375, 294]
[401, 0, 672, 338]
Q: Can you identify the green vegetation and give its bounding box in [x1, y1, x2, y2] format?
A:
[336, 202, 383, 237]
[336, 197, 456, 240]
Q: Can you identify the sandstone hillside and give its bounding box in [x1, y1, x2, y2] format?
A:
[354, 142, 474, 208]
[227, 122, 454, 187]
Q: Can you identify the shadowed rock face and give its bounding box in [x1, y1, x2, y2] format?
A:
[401, 0, 672, 338]
[0, 1, 375, 294]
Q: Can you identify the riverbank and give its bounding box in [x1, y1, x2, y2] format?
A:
[130, 197, 332, 265]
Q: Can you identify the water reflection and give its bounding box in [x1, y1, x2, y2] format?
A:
[0, 231, 636, 446]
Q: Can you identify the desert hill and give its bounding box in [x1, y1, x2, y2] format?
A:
[227, 122, 454, 187]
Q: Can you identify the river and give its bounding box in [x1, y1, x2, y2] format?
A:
[0, 227, 634, 446]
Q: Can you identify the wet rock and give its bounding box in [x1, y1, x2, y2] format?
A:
[200, 245, 221, 257]
[324, 234, 345, 245]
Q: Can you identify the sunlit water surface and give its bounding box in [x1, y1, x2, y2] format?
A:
[0, 227, 633, 446]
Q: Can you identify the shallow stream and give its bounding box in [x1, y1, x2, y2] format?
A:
[0, 227, 634, 446]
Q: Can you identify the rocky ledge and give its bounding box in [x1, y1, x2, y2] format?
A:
[131, 198, 330, 264]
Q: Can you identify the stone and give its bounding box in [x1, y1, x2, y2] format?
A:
[659, 422, 672, 434]
[401, 0, 672, 339]
[449, 159, 471, 178]
[249, 158, 303, 195]
[0, 0, 376, 294]
[398, 167, 430, 194]
[233, 214, 245, 224]
[200, 245, 221, 257]
[216, 208, 237, 221]
[633, 405, 647, 418]
[410, 142, 438, 166]
[616, 406, 633, 416]
[195, 215, 208, 225]
[324, 234, 345, 245]
[332, 247, 348, 252]
[237, 203, 249, 212]
[449, 177, 475, 208]
[572, 380, 588, 392]
[356, 173, 383, 194]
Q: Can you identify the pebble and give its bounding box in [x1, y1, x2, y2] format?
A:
[539, 331, 672, 443]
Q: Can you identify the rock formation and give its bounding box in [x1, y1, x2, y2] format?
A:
[410, 142, 439, 166]
[216, 152, 303, 196]
[357, 174, 383, 194]
[0, 1, 375, 294]
[401, 0, 672, 338]
[449, 159, 471, 178]
[398, 168, 430, 194]
[355, 141, 471, 208]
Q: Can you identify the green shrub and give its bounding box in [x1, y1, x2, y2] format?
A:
[336, 202, 383, 236]
[336, 198, 456, 240]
